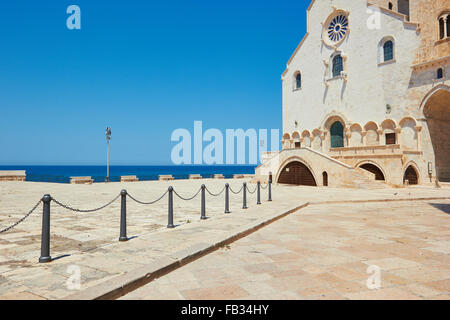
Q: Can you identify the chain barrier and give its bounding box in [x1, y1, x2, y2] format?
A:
[246, 185, 257, 194]
[229, 185, 244, 194]
[52, 194, 120, 213]
[260, 183, 269, 190]
[205, 186, 225, 197]
[0, 200, 42, 234]
[127, 190, 168, 205]
[173, 187, 202, 201]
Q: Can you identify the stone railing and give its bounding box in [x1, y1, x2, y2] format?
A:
[0, 171, 26, 181]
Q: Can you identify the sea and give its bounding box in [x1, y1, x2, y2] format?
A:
[0, 165, 256, 184]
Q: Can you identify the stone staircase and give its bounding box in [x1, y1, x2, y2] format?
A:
[257, 148, 389, 189]
[346, 167, 388, 189]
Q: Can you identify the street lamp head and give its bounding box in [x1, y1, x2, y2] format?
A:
[105, 127, 111, 141]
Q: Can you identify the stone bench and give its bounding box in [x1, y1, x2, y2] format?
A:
[70, 176, 94, 185]
[214, 174, 225, 179]
[189, 174, 202, 180]
[159, 175, 174, 181]
[0, 171, 26, 182]
[120, 175, 139, 182]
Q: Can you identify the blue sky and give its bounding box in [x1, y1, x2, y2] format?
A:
[0, 1, 308, 165]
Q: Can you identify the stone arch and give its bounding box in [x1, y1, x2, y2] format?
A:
[421, 85, 450, 182]
[364, 121, 379, 146]
[357, 160, 386, 181]
[292, 131, 301, 148]
[301, 130, 311, 148]
[282, 133, 291, 150]
[403, 163, 419, 185]
[311, 129, 322, 150]
[349, 123, 363, 147]
[399, 117, 418, 150]
[322, 112, 349, 130]
[322, 114, 347, 149]
[381, 119, 398, 145]
[276, 157, 317, 186]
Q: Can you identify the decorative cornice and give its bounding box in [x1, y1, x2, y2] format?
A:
[411, 55, 450, 70]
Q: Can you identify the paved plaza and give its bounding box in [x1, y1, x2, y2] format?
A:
[0, 179, 449, 299]
[121, 200, 450, 300]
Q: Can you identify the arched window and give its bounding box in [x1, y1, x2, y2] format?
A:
[322, 172, 328, 186]
[294, 72, 302, 90]
[388, 2, 393, 10]
[439, 17, 445, 39]
[437, 68, 443, 79]
[438, 13, 450, 40]
[330, 121, 344, 148]
[332, 54, 343, 77]
[383, 40, 394, 61]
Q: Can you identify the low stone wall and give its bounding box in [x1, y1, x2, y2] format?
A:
[70, 177, 94, 185]
[0, 171, 26, 182]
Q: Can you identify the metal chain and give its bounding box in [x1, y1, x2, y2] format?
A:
[0, 200, 42, 234]
[52, 194, 120, 213]
[246, 185, 257, 194]
[173, 187, 202, 201]
[229, 185, 243, 194]
[127, 190, 168, 205]
[260, 183, 269, 190]
[205, 186, 225, 197]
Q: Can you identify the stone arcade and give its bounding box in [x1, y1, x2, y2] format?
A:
[256, 0, 450, 187]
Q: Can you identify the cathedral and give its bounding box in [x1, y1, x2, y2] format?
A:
[256, 0, 450, 187]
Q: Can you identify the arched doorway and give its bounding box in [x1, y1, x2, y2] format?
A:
[330, 121, 344, 148]
[404, 166, 418, 185]
[322, 172, 328, 186]
[359, 163, 385, 181]
[423, 86, 450, 182]
[278, 161, 317, 186]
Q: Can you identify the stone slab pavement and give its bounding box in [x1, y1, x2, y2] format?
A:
[121, 200, 450, 300]
[0, 179, 449, 299]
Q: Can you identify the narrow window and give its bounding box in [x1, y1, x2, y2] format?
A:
[383, 40, 394, 61]
[437, 68, 443, 79]
[332, 55, 343, 77]
[330, 121, 344, 148]
[295, 73, 301, 89]
[388, 2, 393, 10]
[385, 133, 396, 145]
[439, 18, 445, 39]
[447, 16, 450, 38]
[322, 172, 328, 187]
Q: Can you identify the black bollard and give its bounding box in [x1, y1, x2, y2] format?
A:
[268, 179, 272, 202]
[119, 190, 128, 241]
[201, 184, 206, 220]
[243, 182, 248, 209]
[39, 194, 52, 263]
[257, 181, 261, 205]
[224, 183, 230, 214]
[167, 186, 174, 228]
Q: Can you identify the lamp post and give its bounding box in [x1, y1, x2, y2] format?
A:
[105, 127, 111, 182]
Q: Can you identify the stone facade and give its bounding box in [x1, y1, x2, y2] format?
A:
[256, 0, 450, 187]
